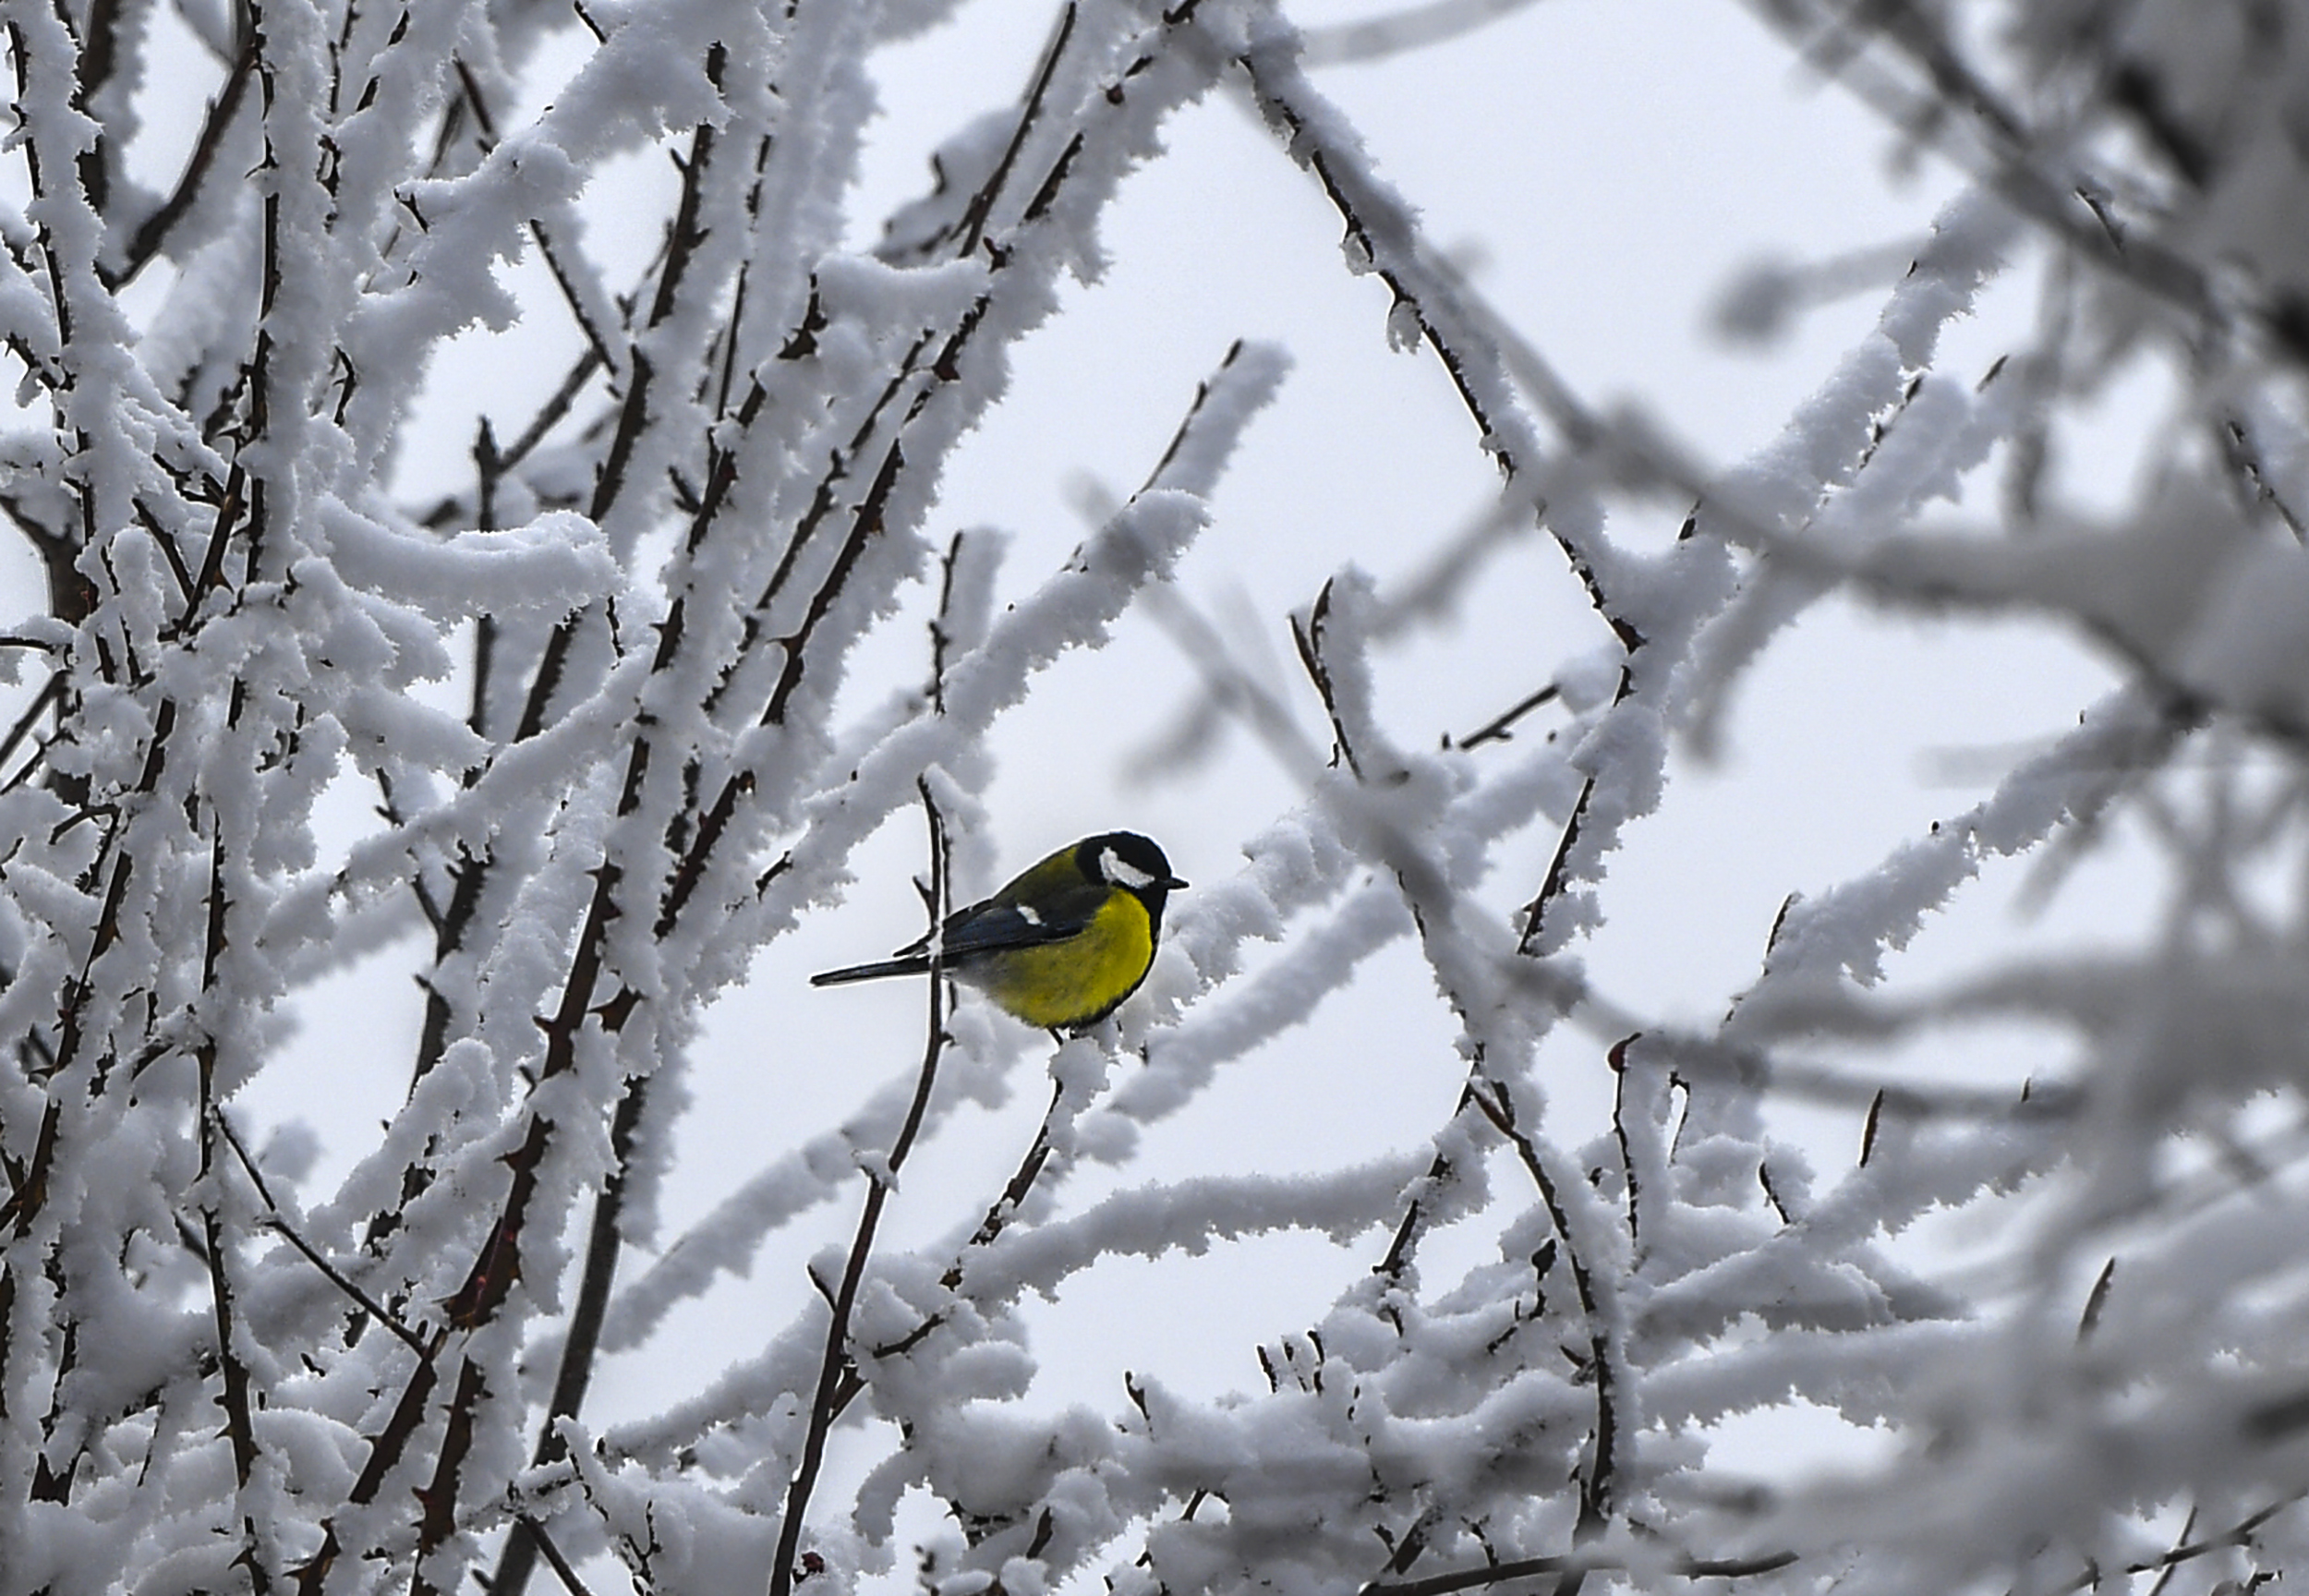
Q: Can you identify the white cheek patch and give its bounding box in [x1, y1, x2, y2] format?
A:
[1102, 849, 1156, 890]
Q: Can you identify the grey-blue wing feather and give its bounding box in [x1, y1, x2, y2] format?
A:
[813, 878, 1106, 986]
[913, 878, 1108, 958]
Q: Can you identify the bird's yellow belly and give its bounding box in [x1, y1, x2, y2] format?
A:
[972, 894, 1155, 1030]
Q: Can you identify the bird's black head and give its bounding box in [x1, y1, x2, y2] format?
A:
[1079, 832, 1187, 922]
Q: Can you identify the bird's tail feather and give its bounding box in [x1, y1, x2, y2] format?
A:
[810, 956, 930, 987]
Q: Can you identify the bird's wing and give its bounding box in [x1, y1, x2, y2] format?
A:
[920, 877, 1110, 960]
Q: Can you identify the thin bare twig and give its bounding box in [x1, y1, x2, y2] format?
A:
[768, 781, 953, 1596]
[1453, 683, 1558, 750]
[214, 1114, 428, 1355]
[1360, 1545, 1799, 1596]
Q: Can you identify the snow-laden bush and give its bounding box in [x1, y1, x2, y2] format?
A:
[5, 2, 2309, 1593]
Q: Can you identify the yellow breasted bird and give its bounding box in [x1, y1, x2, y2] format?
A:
[812, 832, 1187, 1033]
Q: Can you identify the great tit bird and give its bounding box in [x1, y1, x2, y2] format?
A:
[812, 832, 1187, 1033]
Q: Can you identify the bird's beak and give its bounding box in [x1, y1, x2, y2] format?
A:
[1165, 875, 1189, 890]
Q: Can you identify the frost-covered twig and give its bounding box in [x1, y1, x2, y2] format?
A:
[769, 782, 953, 1596]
